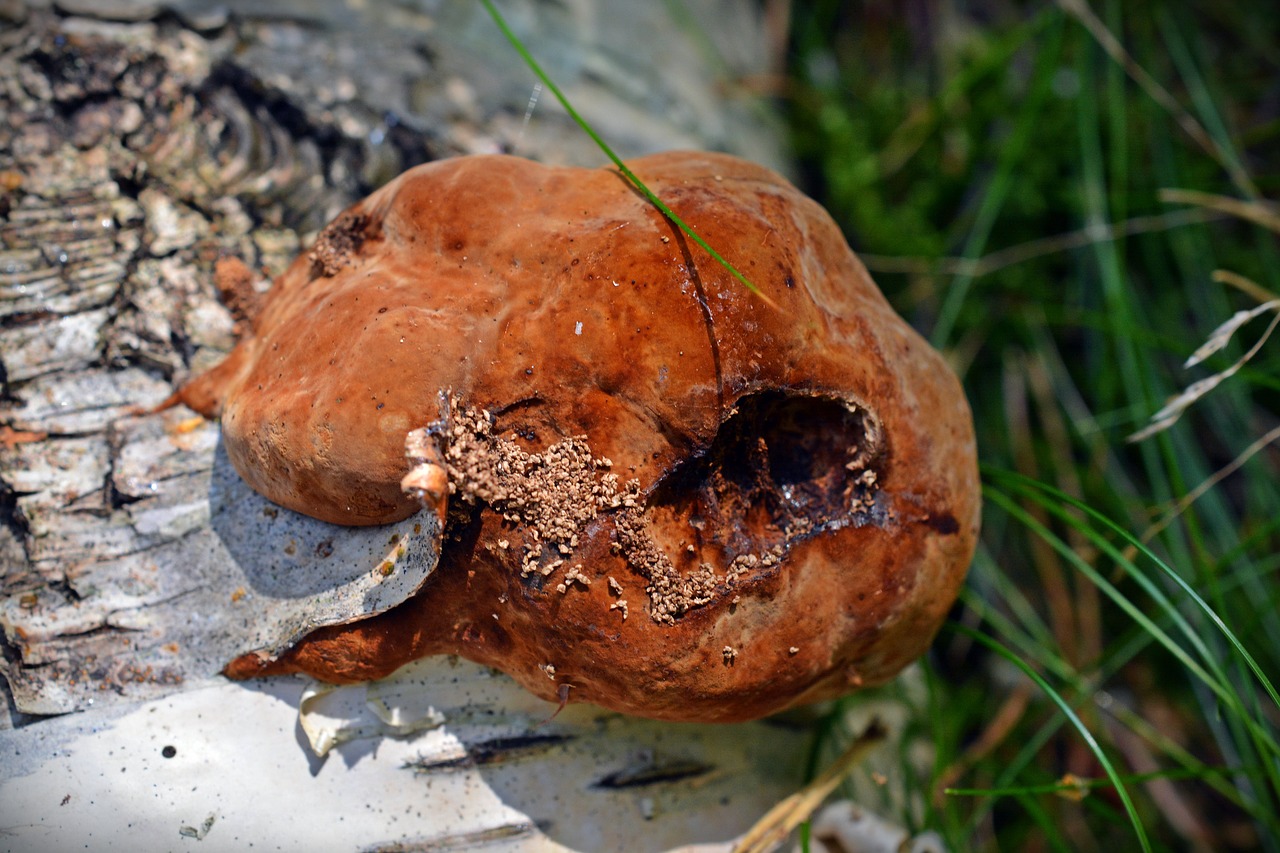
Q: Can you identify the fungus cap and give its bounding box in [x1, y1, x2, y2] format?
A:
[193, 151, 980, 723]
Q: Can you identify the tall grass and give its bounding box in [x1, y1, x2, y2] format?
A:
[788, 1, 1280, 848]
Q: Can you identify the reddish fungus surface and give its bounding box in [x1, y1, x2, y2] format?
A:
[188, 151, 981, 723]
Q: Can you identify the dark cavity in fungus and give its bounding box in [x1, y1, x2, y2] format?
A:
[648, 392, 883, 546]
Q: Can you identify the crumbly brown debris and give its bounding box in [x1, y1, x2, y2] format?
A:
[846, 469, 879, 514]
[613, 487, 721, 624]
[439, 398, 617, 580]
[843, 405, 882, 513]
[439, 399, 739, 623]
[556, 565, 592, 594]
[309, 211, 369, 276]
[845, 407, 882, 473]
[725, 547, 782, 584]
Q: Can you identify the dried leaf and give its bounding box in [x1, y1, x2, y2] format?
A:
[731, 719, 887, 853]
[1128, 301, 1280, 442]
[1184, 300, 1280, 368]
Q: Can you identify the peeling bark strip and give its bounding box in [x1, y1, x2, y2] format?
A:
[402, 732, 574, 773]
[0, 3, 790, 726]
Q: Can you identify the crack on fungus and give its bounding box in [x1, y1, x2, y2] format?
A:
[669, 227, 725, 418]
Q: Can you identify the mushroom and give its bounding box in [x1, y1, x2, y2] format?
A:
[186, 151, 980, 723]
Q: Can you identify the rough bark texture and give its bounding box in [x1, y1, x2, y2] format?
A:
[0, 0, 790, 726]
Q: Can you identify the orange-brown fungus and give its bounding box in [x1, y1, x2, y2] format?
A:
[190, 152, 980, 723]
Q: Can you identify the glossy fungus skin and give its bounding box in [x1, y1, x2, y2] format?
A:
[194, 152, 980, 723]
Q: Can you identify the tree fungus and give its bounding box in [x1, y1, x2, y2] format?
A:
[185, 151, 980, 723]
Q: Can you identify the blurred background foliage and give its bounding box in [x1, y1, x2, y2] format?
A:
[776, 0, 1280, 849]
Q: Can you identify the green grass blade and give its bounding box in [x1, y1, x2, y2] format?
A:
[952, 625, 1153, 853]
[984, 485, 1219, 689]
[931, 12, 1065, 348]
[985, 469, 1280, 825]
[990, 468, 1280, 712]
[1156, 9, 1259, 201]
[984, 480, 1280, 763]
